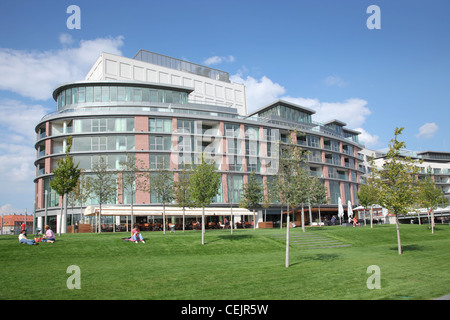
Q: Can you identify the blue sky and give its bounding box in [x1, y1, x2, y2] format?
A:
[0, 0, 449, 214]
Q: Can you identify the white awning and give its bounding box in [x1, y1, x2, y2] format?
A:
[84, 205, 253, 217]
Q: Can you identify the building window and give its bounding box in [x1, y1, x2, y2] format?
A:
[225, 123, 240, 138]
[149, 154, 170, 169]
[149, 118, 172, 133]
[149, 135, 172, 151]
[177, 119, 194, 134]
[92, 119, 107, 132]
[245, 140, 258, 156]
[91, 136, 107, 151]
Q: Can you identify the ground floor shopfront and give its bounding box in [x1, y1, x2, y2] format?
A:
[34, 203, 372, 234]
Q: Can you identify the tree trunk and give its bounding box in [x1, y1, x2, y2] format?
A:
[318, 205, 322, 227]
[370, 205, 373, 229]
[230, 207, 233, 235]
[285, 204, 290, 268]
[308, 203, 312, 227]
[131, 189, 134, 231]
[363, 208, 366, 226]
[301, 204, 305, 232]
[253, 209, 256, 230]
[163, 205, 166, 235]
[183, 208, 185, 232]
[280, 205, 283, 229]
[98, 202, 102, 234]
[201, 207, 205, 245]
[395, 215, 402, 255]
[431, 210, 435, 234]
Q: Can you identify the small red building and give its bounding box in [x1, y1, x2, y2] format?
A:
[1, 214, 34, 234]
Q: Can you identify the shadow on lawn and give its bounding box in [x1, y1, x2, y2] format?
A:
[390, 244, 424, 252]
[216, 234, 255, 241]
[290, 253, 341, 266]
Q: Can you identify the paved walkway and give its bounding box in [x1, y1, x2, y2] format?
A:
[434, 294, 450, 300]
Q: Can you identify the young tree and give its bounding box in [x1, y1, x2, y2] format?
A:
[49, 136, 81, 235]
[419, 175, 446, 234]
[174, 163, 194, 232]
[262, 178, 274, 223]
[310, 177, 328, 227]
[120, 154, 148, 231]
[273, 132, 310, 267]
[149, 160, 175, 235]
[370, 127, 421, 255]
[86, 156, 117, 234]
[240, 172, 263, 230]
[69, 169, 90, 225]
[189, 155, 221, 245]
[357, 183, 379, 228]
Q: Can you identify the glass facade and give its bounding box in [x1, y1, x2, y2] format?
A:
[57, 85, 189, 110]
[259, 104, 312, 124]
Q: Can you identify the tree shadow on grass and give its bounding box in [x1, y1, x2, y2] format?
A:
[390, 244, 424, 252]
[290, 253, 341, 266]
[217, 234, 254, 241]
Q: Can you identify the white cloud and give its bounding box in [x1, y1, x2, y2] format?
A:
[416, 122, 438, 139]
[0, 99, 50, 140]
[230, 72, 286, 111]
[354, 127, 380, 148]
[232, 71, 371, 129]
[0, 34, 124, 101]
[0, 203, 25, 214]
[59, 33, 74, 45]
[0, 34, 124, 214]
[0, 99, 49, 201]
[324, 75, 348, 87]
[204, 55, 235, 66]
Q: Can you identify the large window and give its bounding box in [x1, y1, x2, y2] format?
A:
[73, 118, 134, 133]
[149, 135, 172, 151]
[177, 119, 195, 134]
[57, 85, 189, 110]
[225, 123, 240, 138]
[72, 135, 135, 152]
[259, 104, 312, 124]
[149, 154, 170, 169]
[71, 154, 127, 170]
[149, 118, 172, 133]
[329, 181, 341, 205]
[228, 174, 243, 203]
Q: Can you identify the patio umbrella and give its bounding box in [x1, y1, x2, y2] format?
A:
[338, 197, 344, 224]
[347, 200, 353, 223]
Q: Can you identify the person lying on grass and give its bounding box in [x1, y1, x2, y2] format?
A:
[18, 231, 37, 245]
[123, 228, 145, 243]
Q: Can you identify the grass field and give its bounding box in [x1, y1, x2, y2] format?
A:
[1, 224, 449, 300]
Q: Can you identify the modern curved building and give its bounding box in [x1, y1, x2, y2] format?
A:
[34, 50, 364, 232]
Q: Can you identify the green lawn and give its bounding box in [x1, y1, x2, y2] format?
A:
[1, 224, 449, 300]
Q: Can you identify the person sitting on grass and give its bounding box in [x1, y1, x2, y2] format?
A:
[352, 217, 360, 227]
[18, 231, 37, 245]
[131, 229, 145, 243]
[42, 225, 55, 243]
